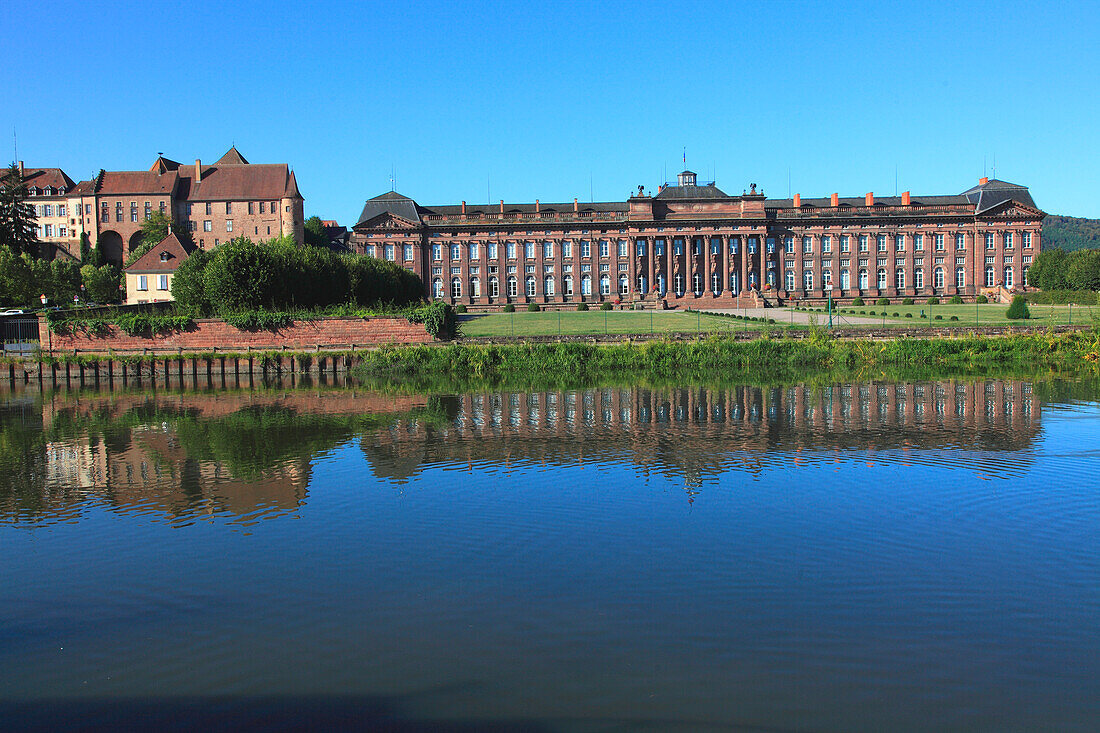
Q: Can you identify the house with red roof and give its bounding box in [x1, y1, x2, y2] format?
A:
[123, 232, 193, 303]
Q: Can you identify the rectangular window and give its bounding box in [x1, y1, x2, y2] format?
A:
[914, 234, 923, 251]
[581, 240, 591, 257]
[451, 243, 462, 260]
[524, 242, 534, 259]
[655, 239, 665, 256]
[159, 201, 166, 214]
[226, 220, 233, 232]
[157, 274, 169, 291]
[858, 235, 868, 252]
[956, 233, 966, 250]
[1004, 232, 1013, 248]
[203, 220, 212, 232]
[895, 235, 905, 252]
[489, 242, 498, 259]
[270, 201, 277, 213]
[507, 242, 517, 258]
[248, 201, 255, 214]
[544, 241, 554, 258]
[43, 224, 53, 237]
[259, 202, 265, 214]
[138, 275, 148, 291]
[432, 244, 442, 261]
[600, 240, 610, 258]
[404, 244, 414, 261]
[618, 240, 628, 257]
[204, 202, 212, 215]
[225, 202, 232, 214]
[637, 240, 647, 257]
[802, 236, 812, 254]
[822, 236, 831, 253]
[1023, 232, 1032, 247]
[385, 244, 395, 261]
[840, 236, 850, 253]
[58, 226, 67, 237]
[784, 236, 794, 254]
[144, 203, 151, 219]
[58, 205, 66, 217]
[985, 232, 995, 248]
[766, 237, 775, 254]
[877, 235, 887, 252]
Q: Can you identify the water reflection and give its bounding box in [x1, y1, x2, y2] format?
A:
[0, 379, 1048, 526]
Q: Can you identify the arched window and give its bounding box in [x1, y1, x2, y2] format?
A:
[658, 274, 667, 296]
[490, 277, 499, 297]
[933, 268, 944, 289]
[619, 275, 629, 295]
[564, 275, 574, 295]
[673, 273, 683, 296]
[730, 272, 739, 294]
[803, 270, 814, 290]
[895, 269, 905, 289]
[451, 277, 462, 298]
[711, 272, 720, 295]
[785, 270, 795, 291]
[637, 274, 647, 293]
[1004, 267, 1013, 287]
[877, 268, 887, 289]
[471, 277, 480, 297]
[822, 270, 832, 290]
[526, 276, 536, 297]
[859, 269, 868, 290]
[766, 270, 776, 287]
[955, 267, 965, 288]
[914, 269, 923, 290]
[507, 276, 518, 297]
[840, 269, 850, 290]
[749, 271, 758, 288]
[581, 275, 592, 295]
[599, 274, 611, 295]
[984, 266, 995, 287]
[1023, 267, 1030, 287]
[433, 278, 443, 298]
[544, 276, 555, 296]
[692, 272, 702, 295]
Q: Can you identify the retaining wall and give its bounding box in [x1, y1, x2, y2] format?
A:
[38, 316, 432, 355]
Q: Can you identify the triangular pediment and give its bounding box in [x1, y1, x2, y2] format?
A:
[356, 212, 419, 230]
[978, 199, 1044, 219]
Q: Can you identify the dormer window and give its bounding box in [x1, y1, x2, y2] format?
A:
[160, 251, 170, 262]
[677, 170, 697, 187]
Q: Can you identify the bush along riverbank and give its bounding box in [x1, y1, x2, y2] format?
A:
[352, 329, 1100, 390]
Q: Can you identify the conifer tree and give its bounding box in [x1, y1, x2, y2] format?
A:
[0, 162, 39, 256]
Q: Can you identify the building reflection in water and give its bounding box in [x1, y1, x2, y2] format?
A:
[3, 380, 1041, 525]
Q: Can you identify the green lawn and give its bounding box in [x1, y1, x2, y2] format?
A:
[459, 310, 780, 337]
[827, 303, 1099, 327]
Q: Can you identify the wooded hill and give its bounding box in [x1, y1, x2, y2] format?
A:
[1043, 215, 1100, 251]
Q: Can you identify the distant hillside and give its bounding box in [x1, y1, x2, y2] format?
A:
[1043, 215, 1100, 251]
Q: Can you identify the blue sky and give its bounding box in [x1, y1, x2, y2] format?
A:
[3, 0, 1097, 221]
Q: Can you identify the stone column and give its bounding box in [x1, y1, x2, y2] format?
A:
[738, 234, 748, 300]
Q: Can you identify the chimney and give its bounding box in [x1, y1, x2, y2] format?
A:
[195, 159, 202, 183]
[902, 190, 911, 205]
[535, 199, 540, 213]
[865, 192, 874, 206]
[979, 176, 989, 185]
[831, 192, 839, 207]
[499, 199, 504, 214]
[461, 201, 466, 214]
[793, 193, 801, 207]
[573, 198, 578, 212]
[17, 161, 24, 177]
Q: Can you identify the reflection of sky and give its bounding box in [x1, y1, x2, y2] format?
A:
[1, 397, 1098, 730]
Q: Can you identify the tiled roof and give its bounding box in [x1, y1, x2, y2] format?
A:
[96, 170, 180, 195]
[125, 232, 193, 274]
[215, 146, 249, 165]
[4, 167, 75, 192]
[180, 163, 300, 201]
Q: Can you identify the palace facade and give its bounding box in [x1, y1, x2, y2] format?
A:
[350, 172, 1044, 306]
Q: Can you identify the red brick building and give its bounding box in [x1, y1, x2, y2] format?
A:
[50, 147, 304, 265]
[349, 172, 1044, 306]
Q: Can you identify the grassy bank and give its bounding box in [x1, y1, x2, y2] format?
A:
[459, 309, 780, 337]
[354, 330, 1100, 391]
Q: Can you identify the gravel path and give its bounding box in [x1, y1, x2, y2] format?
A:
[701, 307, 890, 326]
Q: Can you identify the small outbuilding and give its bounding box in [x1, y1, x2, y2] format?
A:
[124, 233, 193, 303]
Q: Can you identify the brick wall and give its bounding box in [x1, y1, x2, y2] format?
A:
[39, 316, 433, 353]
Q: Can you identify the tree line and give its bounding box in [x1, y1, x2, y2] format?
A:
[1027, 248, 1100, 292]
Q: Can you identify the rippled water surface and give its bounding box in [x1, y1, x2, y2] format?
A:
[1, 378, 1099, 731]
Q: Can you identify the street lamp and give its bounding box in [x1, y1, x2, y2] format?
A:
[39, 294, 47, 308]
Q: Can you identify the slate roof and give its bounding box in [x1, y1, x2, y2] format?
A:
[421, 201, 628, 216]
[355, 191, 423, 226]
[960, 178, 1038, 214]
[765, 194, 970, 209]
[124, 232, 193, 274]
[654, 183, 733, 200]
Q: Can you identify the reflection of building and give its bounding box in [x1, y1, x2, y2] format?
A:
[362, 381, 1041, 484]
[351, 173, 1044, 307]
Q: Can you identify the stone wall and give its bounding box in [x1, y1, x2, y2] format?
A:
[38, 316, 432, 354]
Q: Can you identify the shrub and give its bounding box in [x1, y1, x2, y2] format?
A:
[1005, 294, 1031, 320]
[935, 314, 943, 320]
[503, 304, 515, 312]
[949, 295, 963, 304]
[868, 310, 876, 316]
[576, 302, 589, 311]
[975, 294, 988, 304]
[600, 302, 613, 311]
[902, 297, 914, 305]
[454, 304, 467, 314]
[859, 310, 866, 314]
[926, 297, 940, 305]
[876, 298, 890, 306]
[949, 315, 959, 321]
[526, 302, 540, 312]
[905, 312, 913, 318]
[851, 297, 864, 306]
[892, 312, 900, 317]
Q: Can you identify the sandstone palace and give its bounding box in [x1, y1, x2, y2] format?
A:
[350, 172, 1043, 306]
